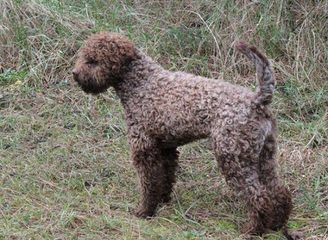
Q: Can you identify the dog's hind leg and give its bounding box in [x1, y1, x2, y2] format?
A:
[212, 134, 274, 235]
[259, 134, 292, 231]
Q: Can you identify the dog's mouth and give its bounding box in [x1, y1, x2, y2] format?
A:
[72, 73, 80, 84]
[73, 74, 109, 95]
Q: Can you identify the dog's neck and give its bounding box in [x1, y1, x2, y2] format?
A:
[113, 49, 163, 105]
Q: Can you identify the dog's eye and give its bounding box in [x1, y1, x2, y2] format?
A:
[86, 59, 98, 65]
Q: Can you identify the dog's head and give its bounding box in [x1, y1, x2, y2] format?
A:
[72, 32, 136, 94]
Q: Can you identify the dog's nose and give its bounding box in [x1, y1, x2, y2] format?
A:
[72, 68, 78, 76]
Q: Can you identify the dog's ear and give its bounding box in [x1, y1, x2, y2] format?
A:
[112, 33, 136, 64]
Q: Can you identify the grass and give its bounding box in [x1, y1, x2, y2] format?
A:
[0, 0, 327, 239]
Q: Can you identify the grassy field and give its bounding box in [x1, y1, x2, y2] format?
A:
[0, 0, 327, 239]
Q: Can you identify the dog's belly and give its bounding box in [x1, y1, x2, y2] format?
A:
[157, 131, 207, 147]
[146, 118, 210, 147]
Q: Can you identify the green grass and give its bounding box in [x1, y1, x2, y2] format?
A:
[0, 0, 327, 239]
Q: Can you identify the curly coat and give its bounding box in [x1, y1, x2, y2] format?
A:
[73, 32, 292, 235]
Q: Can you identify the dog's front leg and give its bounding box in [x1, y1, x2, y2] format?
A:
[130, 139, 165, 218]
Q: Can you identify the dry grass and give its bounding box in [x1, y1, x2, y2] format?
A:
[0, 0, 327, 239]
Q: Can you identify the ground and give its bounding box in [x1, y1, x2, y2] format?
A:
[0, 0, 327, 239]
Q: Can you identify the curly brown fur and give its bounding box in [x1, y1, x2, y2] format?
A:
[73, 32, 292, 235]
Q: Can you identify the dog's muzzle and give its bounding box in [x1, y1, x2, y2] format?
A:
[72, 68, 79, 82]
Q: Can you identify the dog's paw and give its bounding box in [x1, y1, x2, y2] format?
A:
[161, 194, 172, 204]
[283, 228, 304, 240]
[133, 207, 155, 219]
[241, 221, 266, 236]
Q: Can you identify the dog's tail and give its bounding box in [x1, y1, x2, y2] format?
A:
[235, 41, 275, 105]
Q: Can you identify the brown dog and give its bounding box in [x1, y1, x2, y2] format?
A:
[73, 32, 292, 236]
